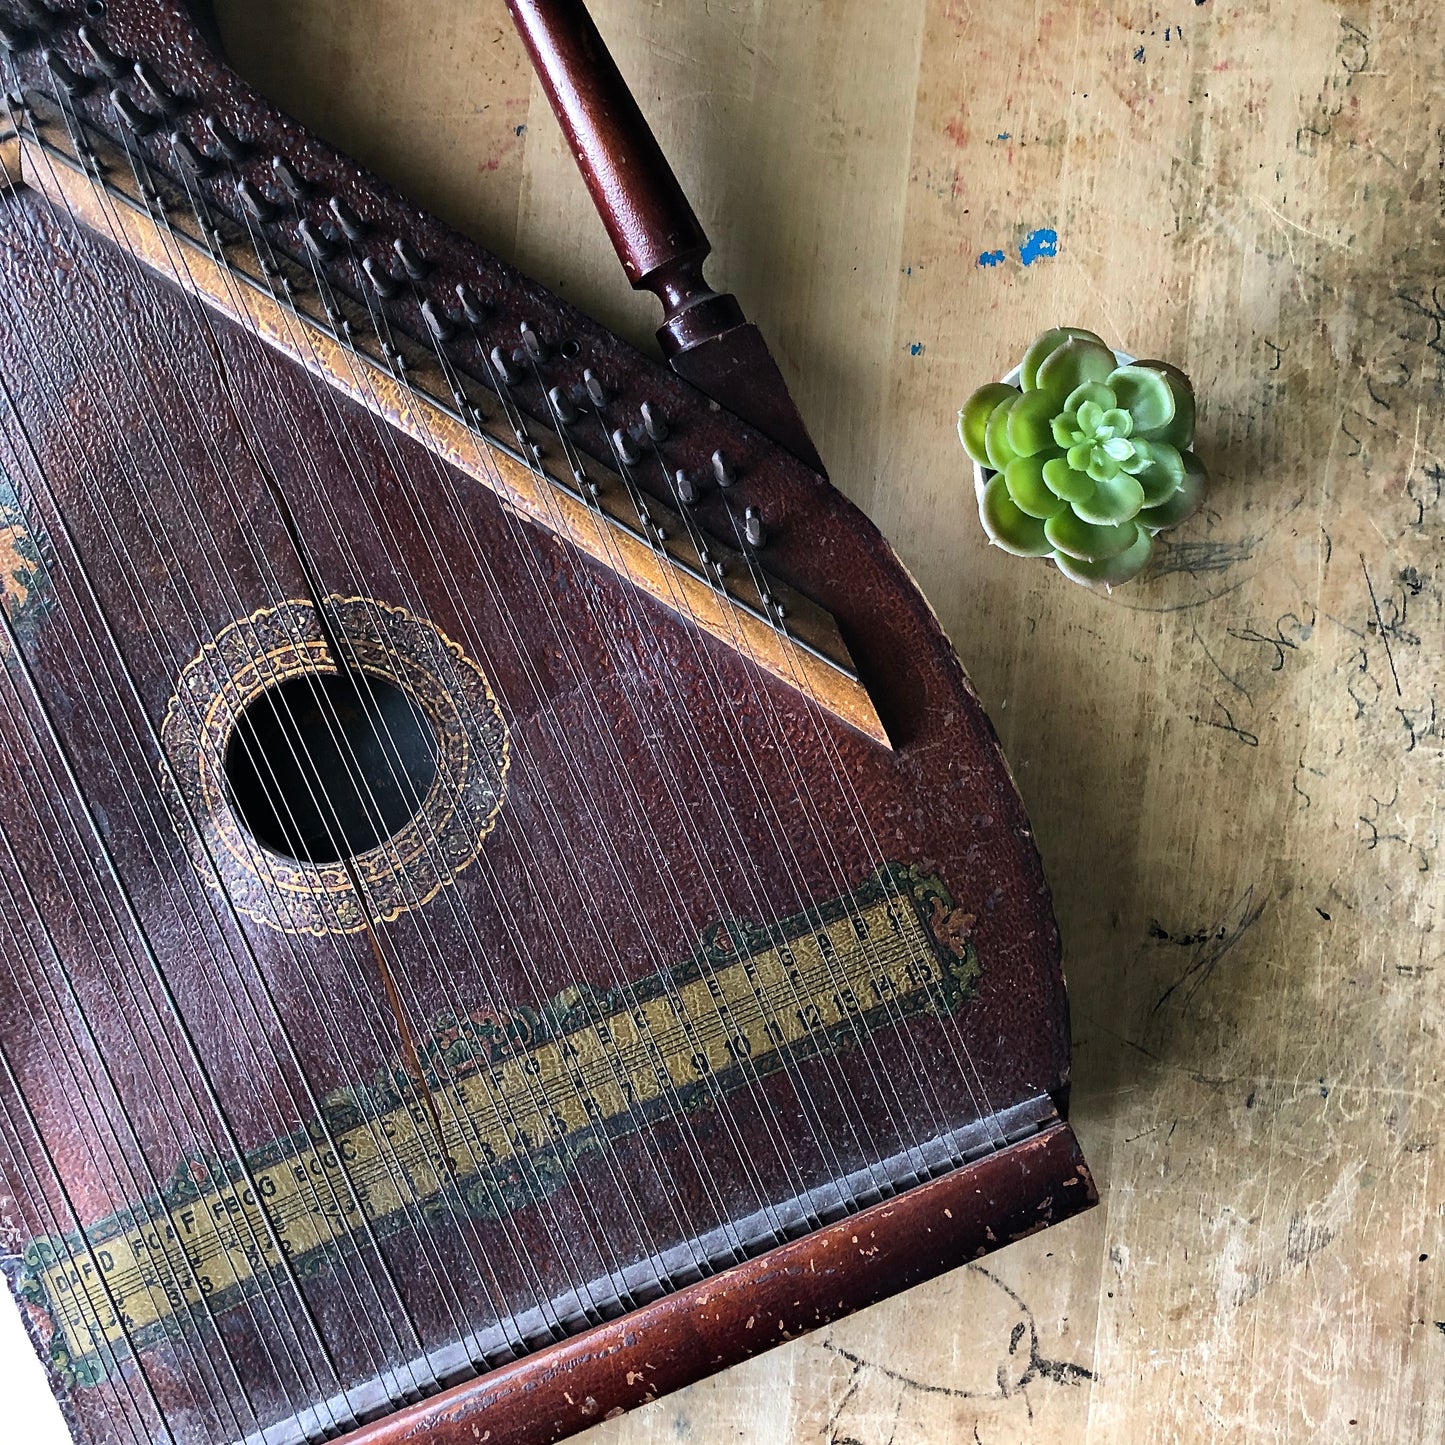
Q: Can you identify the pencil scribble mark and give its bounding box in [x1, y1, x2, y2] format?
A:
[1153, 886, 1267, 1015]
[1191, 697, 1259, 747]
[1192, 625, 1250, 700]
[1361, 554, 1403, 696]
[1226, 605, 1315, 672]
[1149, 536, 1256, 580]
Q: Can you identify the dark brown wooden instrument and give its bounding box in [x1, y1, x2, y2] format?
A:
[0, 4, 1094, 1443]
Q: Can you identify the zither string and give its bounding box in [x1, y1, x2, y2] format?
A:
[4, 93, 563, 1387]
[2, 90, 511, 1398]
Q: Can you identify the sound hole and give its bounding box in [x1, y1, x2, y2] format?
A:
[224, 670, 439, 865]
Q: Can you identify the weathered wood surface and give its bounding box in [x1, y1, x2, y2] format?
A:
[5, 1, 1439, 1440]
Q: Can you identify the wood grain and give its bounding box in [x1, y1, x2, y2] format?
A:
[100, 0, 1445, 1439]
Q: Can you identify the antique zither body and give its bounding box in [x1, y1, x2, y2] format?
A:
[0, 2, 1095, 1442]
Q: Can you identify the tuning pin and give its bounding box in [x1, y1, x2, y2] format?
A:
[0, 18, 35, 53]
[455, 283, 487, 326]
[674, 469, 701, 506]
[203, 113, 248, 164]
[235, 177, 275, 222]
[519, 321, 548, 363]
[421, 298, 454, 343]
[611, 428, 642, 467]
[43, 50, 92, 98]
[361, 255, 398, 298]
[547, 386, 578, 425]
[490, 345, 522, 385]
[269, 154, 310, 201]
[392, 235, 428, 280]
[133, 61, 179, 116]
[711, 449, 736, 488]
[77, 24, 126, 77]
[325, 194, 365, 241]
[169, 129, 213, 178]
[111, 88, 160, 136]
[583, 368, 608, 407]
[297, 217, 334, 261]
[744, 506, 766, 548]
[640, 401, 668, 442]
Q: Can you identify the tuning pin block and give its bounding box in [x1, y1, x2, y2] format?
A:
[711, 449, 736, 488]
[744, 506, 766, 548]
[640, 401, 668, 442]
[0, 18, 36, 53]
[674, 469, 701, 506]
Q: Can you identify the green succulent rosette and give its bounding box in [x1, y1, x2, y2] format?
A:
[958, 327, 1207, 588]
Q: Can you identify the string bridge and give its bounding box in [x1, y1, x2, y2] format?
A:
[0, 93, 890, 747]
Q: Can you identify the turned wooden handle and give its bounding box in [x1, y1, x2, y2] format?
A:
[506, 0, 743, 354]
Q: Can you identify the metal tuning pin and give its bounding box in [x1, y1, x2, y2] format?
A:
[456, 283, 487, 326]
[77, 25, 126, 77]
[453, 283, 488, 326]
[611, 427, 642, 466]
[392, 236, 428, 280]
[234, 177, 275, 223]
[582, 368, 608, 406]
[674, 468, 701, 506]
[296, 217, 334, 261]
[547, 386, 578, 425]
[744, 505, 766, 548]
[111, 88, 160, 136]
[640, 401, 667, 442]
[711, 449, 736, 488]
[327, 194, 366, 241]
[361, 255, 399, 298]
[169, 129, 212, 178]
[270, 154, 309, 201]
[42, 50, 92, 98]
[0, 18, 35, 53]
[420, 298, 454, 344]
[202, 114, 248, 164]
[132, 61, 178, 116]
[489, 345, 522, 385]
[519, 321, 548, 363]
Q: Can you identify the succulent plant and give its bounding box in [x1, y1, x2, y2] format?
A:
[959, 327, 1207, 588]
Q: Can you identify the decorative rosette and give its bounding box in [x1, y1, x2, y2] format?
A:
[959, 327, 1207, 588]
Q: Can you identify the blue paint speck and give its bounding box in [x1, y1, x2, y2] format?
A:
[977, 249, 1006, 268]
[514, 123, 527, 136]
[996, 131, 1011, 140]
[1134, 45, 1146, 61]
[1019, 228, 1059, 266]
[909, 342, 925, 356]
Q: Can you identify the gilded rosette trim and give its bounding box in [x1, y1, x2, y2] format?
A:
[158, 596, 509, 935]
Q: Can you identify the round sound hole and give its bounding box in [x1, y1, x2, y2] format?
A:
[224, 670, 439, 865]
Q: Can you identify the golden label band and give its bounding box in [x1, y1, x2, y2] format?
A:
[21, 865, 978, 1385]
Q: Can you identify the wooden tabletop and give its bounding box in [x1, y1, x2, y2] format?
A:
[95, 2, 1445, 1440]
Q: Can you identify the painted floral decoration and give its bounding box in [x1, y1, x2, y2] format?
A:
[958, 327, 1207, 588]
